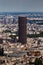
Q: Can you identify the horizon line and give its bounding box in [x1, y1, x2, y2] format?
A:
[0, 11, 43, 13]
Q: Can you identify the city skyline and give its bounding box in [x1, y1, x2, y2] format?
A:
[0, 0, 43, 12]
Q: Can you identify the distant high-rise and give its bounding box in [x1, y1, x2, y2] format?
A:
[18, 17, 27, 44]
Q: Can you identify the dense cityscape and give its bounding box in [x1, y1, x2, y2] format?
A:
[0, 12, 43, 65]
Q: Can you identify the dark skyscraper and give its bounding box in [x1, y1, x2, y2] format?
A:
[18, 17, 27, 44]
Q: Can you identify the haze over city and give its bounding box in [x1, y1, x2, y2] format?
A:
[0, 0, 43, 65]
[0, 0, 43, 12]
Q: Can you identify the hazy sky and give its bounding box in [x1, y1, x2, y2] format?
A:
[0, 0, 43, 12]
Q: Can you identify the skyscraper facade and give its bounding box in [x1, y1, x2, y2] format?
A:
[18, 17, 27, 44]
